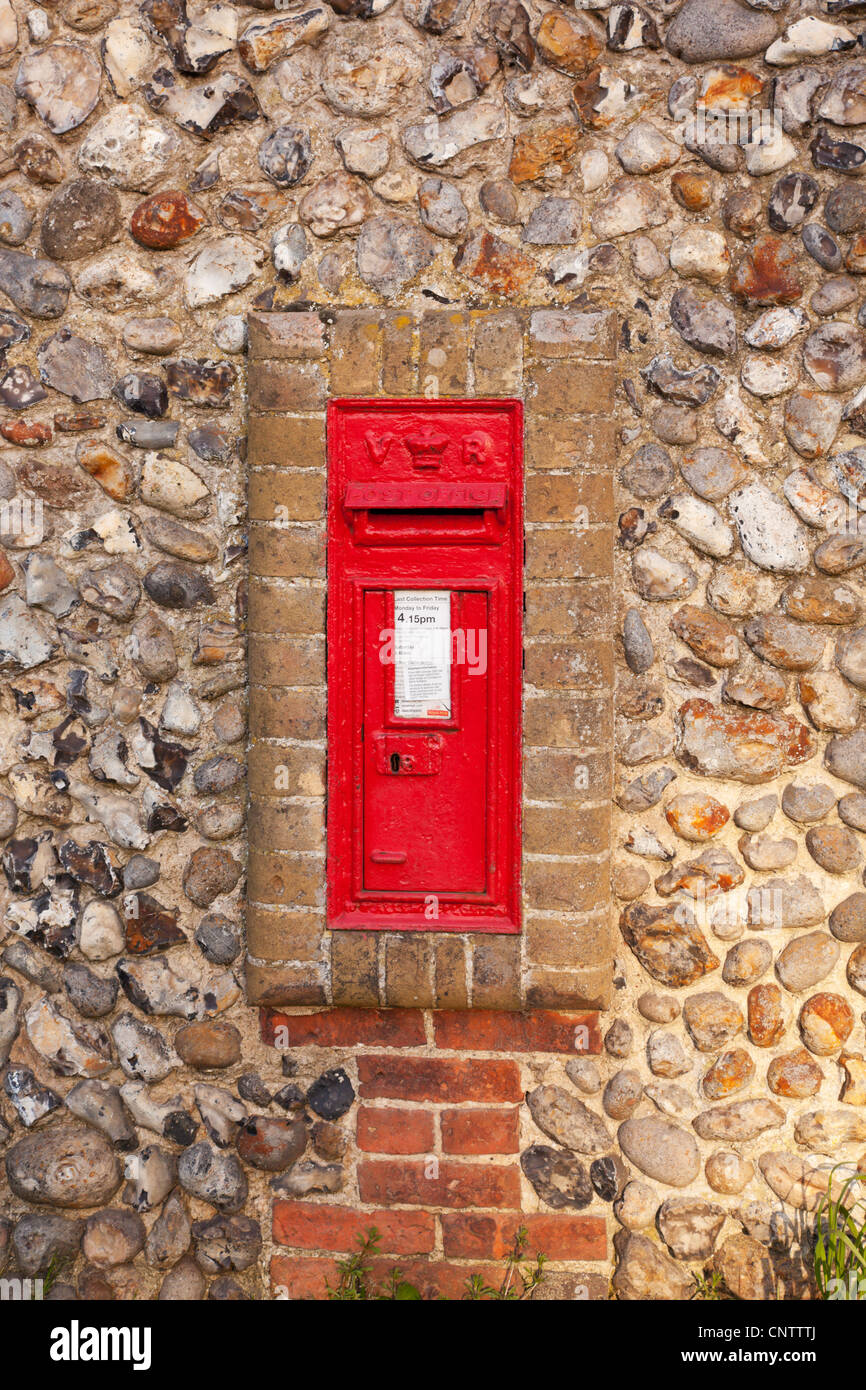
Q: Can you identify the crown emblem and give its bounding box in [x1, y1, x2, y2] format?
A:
[403, 425, 450, 471]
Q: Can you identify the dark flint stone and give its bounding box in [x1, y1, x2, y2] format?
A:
[116, 419, 179, 448]
[590, 1154, 629, 1202]
[673, 658, 716, 688]
[237, 1073, 271, 1106]
[194, 912, 241, 965]
[257, 126, 313, 188]
[0, 309, 31, 357]
[811, 130, 866, 174]
[146, 799, 188, 834]
[11, 1212, 83, 1276]
[192, 755, 242, 794]
[767, 172, 819, 234]
[521, 1144, 593, 1209]
[124, 891, 186, 954]
[0, 249, 71, 318]
[63, 962, 119, 1018]
[272, 1083, 305, 1112]
[0, 364, 47, 409]
[641, 354, 720, 406]
[2, 834, 55, 893]
[123, 855, 160, 890]
[58, 839, 122, 896]
[305, 1067, 355, 1121]
[188, 426, 232, 462]
[164, 359, 235, 408]
[825, 185, 866, 236]
[49, 716, 89, 767]
[112, 373, 168, 418]
[136, 717, 188, 791]
[801, 222, 844, 272]
[208, 1277, 247, 1300]
[164, 1111, 198, 1146]
[144, 562, 215, 610]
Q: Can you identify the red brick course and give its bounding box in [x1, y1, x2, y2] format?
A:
[433, 1010, 603, 1054]
[357, 1106, 436, 1155]
[441, 1213, 607, 1261]
[357, 1055, 522, 1104]
[260, 1007, 426, 1049]
[273, 1202, 435, 1254]
[440, 1107, 520, 1155]
[358, 1159, 522, 1210]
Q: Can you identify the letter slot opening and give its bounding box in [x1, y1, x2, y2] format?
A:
[343, 481, 507, 545]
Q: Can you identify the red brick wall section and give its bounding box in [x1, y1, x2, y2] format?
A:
[267, 1008, 608, 1301]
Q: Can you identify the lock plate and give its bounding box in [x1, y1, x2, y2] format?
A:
[372, 733, 443, 776]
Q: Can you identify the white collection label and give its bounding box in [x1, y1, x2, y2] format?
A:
[393, 590, 452, 720]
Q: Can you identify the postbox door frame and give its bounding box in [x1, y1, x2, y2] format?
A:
[326, 397, 523, 935]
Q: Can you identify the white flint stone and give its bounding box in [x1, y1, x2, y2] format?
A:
[783, 471, 849, 530]
[140, 456, 209, 518]
[740, 355, 797, 398]
[27, 9, 51, 42]
[663, 494, 734, 558]
[321, 40, 421, 118]
[580, 148, 608, 192]
[102, 17, 154, 97]
[669, 228, 729, 285]
[78, 108, 180, 192]
[615, 122, 680, 175]
[75, 256, 169, 313]
[79, 901, 125, 961]
[765, 16, 856, 65]
[68, 778, 149, 850]
[213, 316, 247, 354]
[742, 126, 797, 175]
[373, 171, 418, 203]
[120, 1082, 186, 1134]
[744, 307, 809, 351]
[336, 126, 390, 178]
[271, 222, 309, 280]
[186, 237, 265, 309]
[0, 0, 18, 55]
[90, 511, 141, 557]
[402, 102, 507, 167]
[161, 681, 201, 736]
[714, 384, 769, 468]
[728, 481, 811, 574]
[548, 248, 591, 285]
[15, 41, 101, 134]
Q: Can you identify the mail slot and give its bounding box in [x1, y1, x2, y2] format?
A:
[327, 399, 523, 933]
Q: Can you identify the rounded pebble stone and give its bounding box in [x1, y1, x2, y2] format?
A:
[174, 1021, 241, 1070]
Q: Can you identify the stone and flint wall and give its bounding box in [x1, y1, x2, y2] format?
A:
[0, 0, 864, 1306]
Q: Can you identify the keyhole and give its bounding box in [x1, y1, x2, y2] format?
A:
[390, 753, 401, 773]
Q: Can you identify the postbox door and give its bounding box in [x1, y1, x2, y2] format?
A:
[327, 396, 522, 934]
[362, 587, 488, 895]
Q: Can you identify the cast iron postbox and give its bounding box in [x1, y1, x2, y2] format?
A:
[326, 398, 523, 934]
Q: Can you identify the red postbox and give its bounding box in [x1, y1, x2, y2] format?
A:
[327, 398, 523, 933]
